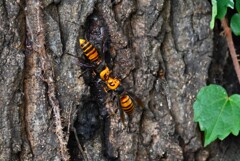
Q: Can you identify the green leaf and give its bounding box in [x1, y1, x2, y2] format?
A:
[216, 0, 234, 19]
[210, 0, 218, 29]
[227, 0, 234, 9]
[230, 13, 240, 36]
[236, 0, 240, 13]
[193, 85, 240, 147]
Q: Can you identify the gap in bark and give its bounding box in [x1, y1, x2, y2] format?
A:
[66, 10, 117, 161]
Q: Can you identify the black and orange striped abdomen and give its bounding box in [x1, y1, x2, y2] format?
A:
[120, 95, 134, 115]
[79, 39, 99, 62]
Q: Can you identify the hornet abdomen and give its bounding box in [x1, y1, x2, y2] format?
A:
[79, 39, 99, 62]
[120, 95, 134, 115]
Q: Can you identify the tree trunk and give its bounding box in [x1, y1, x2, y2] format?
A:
[0, 0, 238, 160]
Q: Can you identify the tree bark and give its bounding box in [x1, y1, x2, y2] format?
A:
[1, 0, 238, 161]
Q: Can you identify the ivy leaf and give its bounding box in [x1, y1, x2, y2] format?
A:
[230, 13, 240, 36]
[216, 0, 234, 19]
[227, 0, 234, 9]
[236, 0, 240, 13]
[193, 85, 240, 147]
[210, 0, 217, 29]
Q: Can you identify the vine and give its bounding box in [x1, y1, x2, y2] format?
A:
[193, 0, 240, 147]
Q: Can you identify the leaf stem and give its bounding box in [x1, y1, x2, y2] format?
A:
[221, 17, 240, 84]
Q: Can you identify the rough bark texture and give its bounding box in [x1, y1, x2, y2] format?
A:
[0, 0, 239, 161]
